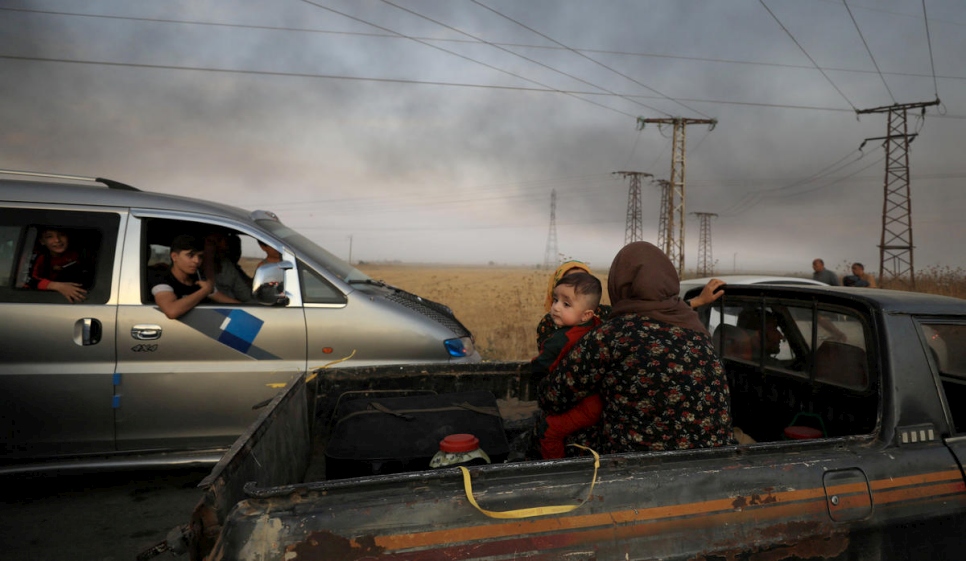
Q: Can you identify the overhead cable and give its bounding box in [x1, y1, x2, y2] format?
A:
[843, 0, 896, 104]
[759, 0, 858, 112]
[468, 0, 709, 119]
[376, 0, 669, 116]
[297, 0, 635, 118]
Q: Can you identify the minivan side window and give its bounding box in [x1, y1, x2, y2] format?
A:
[300, 262, 347, 304]
[0, 209, 119, 304]
[141, 218, 267, 305]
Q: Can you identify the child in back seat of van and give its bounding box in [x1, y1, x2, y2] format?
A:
[27, 227, 93, 303]
[531, 272, 604, 459]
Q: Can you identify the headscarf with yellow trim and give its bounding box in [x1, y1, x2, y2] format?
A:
[544, 260, 593, 313]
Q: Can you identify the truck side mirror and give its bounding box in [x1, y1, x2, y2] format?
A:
[252, 261, 294, 306]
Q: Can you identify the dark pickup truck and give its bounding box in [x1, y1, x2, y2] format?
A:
[170, 285, 966, 560]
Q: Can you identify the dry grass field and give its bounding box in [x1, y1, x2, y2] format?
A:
[355, 263, 966, 362]
[243, 258, 966, 362]
[357, 264, 610, 361]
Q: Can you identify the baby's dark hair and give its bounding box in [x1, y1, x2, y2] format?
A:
[555, 271, 602, 309]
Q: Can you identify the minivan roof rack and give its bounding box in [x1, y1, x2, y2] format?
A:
[0, 169, 140, 191]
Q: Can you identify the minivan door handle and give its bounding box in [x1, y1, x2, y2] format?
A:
[74, 318, 103, 346]
[131, 324, 163, 341]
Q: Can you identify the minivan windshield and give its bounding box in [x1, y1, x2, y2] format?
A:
[255, 218, 371, 283]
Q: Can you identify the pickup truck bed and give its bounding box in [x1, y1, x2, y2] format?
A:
[181, 286, 966, 561]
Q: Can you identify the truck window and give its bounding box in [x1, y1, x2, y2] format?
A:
[715, 296, 876, 442]
[712, 302, 809, 373]
[920, 323, 966, 434]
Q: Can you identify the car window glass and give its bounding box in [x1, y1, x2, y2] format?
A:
[0, 209, 118, 304]
[921, 322, 966, 434]
[713, 302, 806, 373]
[300, 262, 347, 304]
[712, 296, 877, 442]
[712, 299, 869, 390]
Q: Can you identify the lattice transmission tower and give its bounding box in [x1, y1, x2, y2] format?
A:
[654, 179, 671, 254]
[692, 212, 717, 277]
[613, 171, 652, 245]
[857, 99, 939, 290]
[637, 117, 716, 275]
[543, 189, 558, 270]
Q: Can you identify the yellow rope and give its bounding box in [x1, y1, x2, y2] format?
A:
[458, 445, 600, 519]
[305, 349, 357, 383]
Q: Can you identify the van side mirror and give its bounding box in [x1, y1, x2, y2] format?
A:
[252, 261, 294, 306]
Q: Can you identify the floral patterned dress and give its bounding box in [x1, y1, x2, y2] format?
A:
[538, 313, 734, 455]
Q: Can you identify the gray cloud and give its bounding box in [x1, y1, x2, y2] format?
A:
[2, 0, 964, 276]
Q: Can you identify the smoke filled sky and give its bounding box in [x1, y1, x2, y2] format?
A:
[2, 0, 965, 276]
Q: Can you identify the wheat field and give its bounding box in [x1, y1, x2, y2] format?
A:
[355, 263, 966, 362]
[357, 264, 611, 361]
[242, 259, 966, 362]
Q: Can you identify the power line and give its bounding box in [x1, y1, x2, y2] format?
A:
[2, 50, 877, 115]
[296, 0, 635, 119]
[759, 0, 858, 111]
[922, 0, 941, 101]
[468, 0, 708, 119]
[843, 0, 896, 104]
[5, 6, 964, 85]
[375, 0, 671, 117]
[721, 154, 886, 217]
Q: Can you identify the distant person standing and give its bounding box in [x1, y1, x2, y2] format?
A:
[812, 258, 839, 286]
[847, 262, 877, 288]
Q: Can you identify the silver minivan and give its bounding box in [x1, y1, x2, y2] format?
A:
[0, 172, 478, 473]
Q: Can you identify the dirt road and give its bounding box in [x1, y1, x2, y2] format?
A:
[1, 467, 210, 560]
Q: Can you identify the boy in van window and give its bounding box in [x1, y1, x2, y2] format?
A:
[28, 227, 93, 303]
[151, 234, 240, 319]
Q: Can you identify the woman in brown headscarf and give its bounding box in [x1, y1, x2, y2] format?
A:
[538, 242, 734, 455]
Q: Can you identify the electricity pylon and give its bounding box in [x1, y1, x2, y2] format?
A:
[543, 189, 558, 270]
[857, 99, 939, 289]
[613, 171, 652, 245]
[637, 117, 717, 275]
[692, 212, 717, 277]
[654, 179, 671, 254]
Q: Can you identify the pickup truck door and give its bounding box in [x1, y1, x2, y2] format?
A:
[917, 320, 966, 475]
[113, 215, 307, 452]
[0, 208, 122, 459]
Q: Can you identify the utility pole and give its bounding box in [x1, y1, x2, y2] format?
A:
[543, 189, 559, 270]
[613, 171, 652, 245]
[654, 179, 671, 253]
[857, 99, 939, 290]
[637, 117, 716, 275]
[692, 212, 717, 277]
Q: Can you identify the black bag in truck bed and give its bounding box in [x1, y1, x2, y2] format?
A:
[324, 390, 510, 479]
